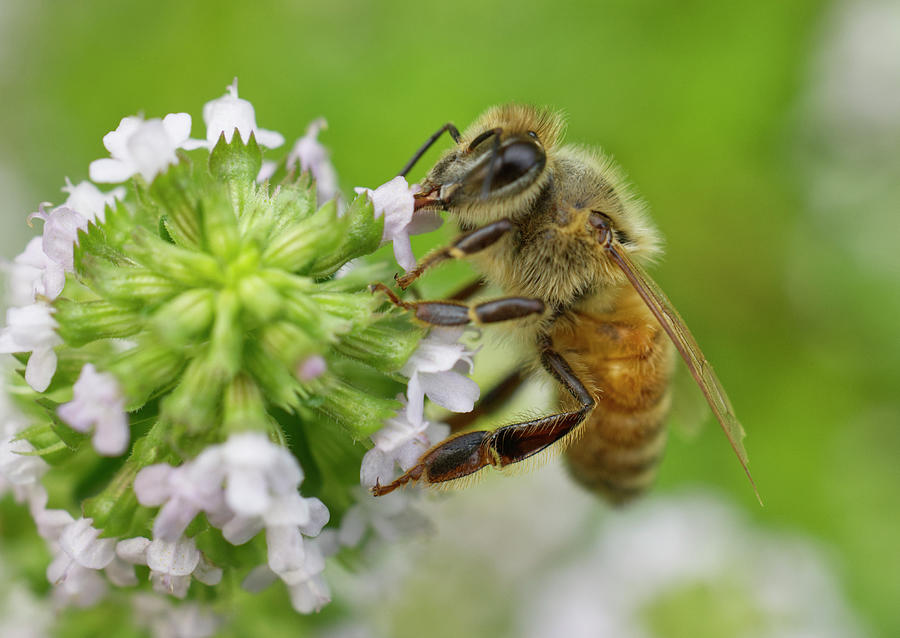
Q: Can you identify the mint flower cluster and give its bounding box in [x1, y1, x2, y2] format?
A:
[0, 82, 480, 629]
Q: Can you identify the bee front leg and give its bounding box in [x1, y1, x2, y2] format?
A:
[372, 338, 594, 496]
[395, 218, 514, 289]
[370, 283, 544, 327]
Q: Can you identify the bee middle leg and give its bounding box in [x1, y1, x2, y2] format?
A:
[371, 282, 544, 327]
[372, 338, 594, 496]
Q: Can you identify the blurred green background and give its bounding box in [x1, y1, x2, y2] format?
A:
[1, 0, 898, 636]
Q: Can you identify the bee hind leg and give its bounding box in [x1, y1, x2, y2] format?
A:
[372, 339, 594, 496]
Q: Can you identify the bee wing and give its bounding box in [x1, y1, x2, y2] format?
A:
[607, 244, 761, 504]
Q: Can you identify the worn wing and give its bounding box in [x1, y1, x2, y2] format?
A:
[606, 243, 762, 504]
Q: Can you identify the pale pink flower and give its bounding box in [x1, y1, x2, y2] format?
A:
[58, 363, 129, 456]
[287, 118, 339, 203]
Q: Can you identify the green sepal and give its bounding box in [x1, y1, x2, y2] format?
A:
[312, 375, 401, 438]
[72, 219, 128, 275]
[53, 298, 141, 346]
[129, 227, 223, 286]
[261, 200, 347, 274]
[149, 153, 206, 249]
[236, 273, 283, 325]
[108, 340, 186, 411]
[33, 397, 90, 450]
[306, 194, 383, 277]
[15, 421, 79, 464]
[257, 321, 317, 370]
[77, 258, 181, 309]
[243, 341, 302, 411]
[150, 288, 216, 347]
[310, 291, 378, 331]
[209, 130, 262, 186]
[162, 356, 226, 433]
[222, 374, 269, 435]
[199, 180, 241, 260]
[207, 289, 243, 378]
[333, 315, 424, 372]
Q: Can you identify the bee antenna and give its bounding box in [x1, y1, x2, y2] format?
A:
[398, 122, 462, 178]
[481, 129, 503, 199]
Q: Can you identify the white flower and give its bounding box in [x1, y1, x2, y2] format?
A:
[45, 517, 116, 604]
[27, 204, 88, 273]
[0, 387, 48, 501]
[400, 327, 479, 424]
[117, 537, 222, 599]
[354, 176, 419, 271]
[242, 543, 331, 614]
[360, 397, 449, 489]
[218, 432, 303, 517]
[201, 79, 284, 149]
[6, 237, 66, 305]
[0, 302, 62, 392]
[287, 118, 339, 202]
[89, 113, 196, 183]
[0, 436, 47, 501]
[61, 178, 125, 224]
[135, 432, 331, 613]
[58, 363, 129, 456]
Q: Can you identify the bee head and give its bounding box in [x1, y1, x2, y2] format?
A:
[416, 105, 565, 225]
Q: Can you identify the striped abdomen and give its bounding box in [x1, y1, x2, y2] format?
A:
[554, 288, 676, 504]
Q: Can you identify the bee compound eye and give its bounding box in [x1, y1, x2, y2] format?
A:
[490, 141, 545, 190]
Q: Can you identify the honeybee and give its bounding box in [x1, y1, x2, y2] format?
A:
[372, 104, 757, 504]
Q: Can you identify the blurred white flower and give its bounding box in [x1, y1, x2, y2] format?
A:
[0, 302, 62, 392]
[518, 492, 869, 638]
[354, 176, 419, 271]
[134, 452, 227, 541]
[132, 593, 224, 638]
[288, 118, 339, 203]
[201, 79, 284, 149]
[58, 363, 129, 456]
[45, 517, 117, 607]
[0, 385, 48, 502]
[6, 237, 66, 305]
[89, 113, 196, 183]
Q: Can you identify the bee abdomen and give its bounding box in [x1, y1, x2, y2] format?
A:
[565, 389, 672, 504]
